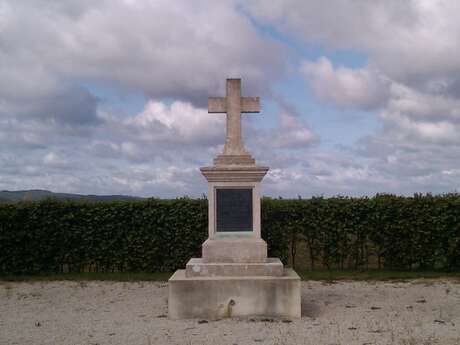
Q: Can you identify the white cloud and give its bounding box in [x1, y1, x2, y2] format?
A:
[377, 83, 460, 145]
[0, 0, 285, 115]
[301, 57, 390, 110]
[129, 101, 224, 145]
[244, 1, 460, 195]
[111, 165, 202, 195]
[245, 0, 460, 86]
[269, 108, 317, 149]
[1, 0, 460, 198]
[43, 152, 69, 169]
[90, 100, 226, 164]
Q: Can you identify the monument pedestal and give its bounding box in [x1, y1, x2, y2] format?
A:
[168, 79, 301, 319]
[168, 163, 301, 319]
[202, 238, 267, 263]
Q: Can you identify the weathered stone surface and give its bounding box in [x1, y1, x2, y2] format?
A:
[208, 79, 260, 157]
[185, 258, 284, 277]
[202, 238, 267, 263]
[213, 154, 255, 166]
[200, 165, 269, 182]
[168, 269, 301, 320]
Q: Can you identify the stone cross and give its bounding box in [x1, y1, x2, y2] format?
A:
[208, 79, 260, 155]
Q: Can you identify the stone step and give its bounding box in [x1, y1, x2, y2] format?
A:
[169, 268, 301, 320]
[185, 258, 284, 277]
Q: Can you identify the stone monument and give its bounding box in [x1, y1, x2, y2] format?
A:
[168, 78, 301, 319]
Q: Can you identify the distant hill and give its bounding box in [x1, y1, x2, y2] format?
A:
[0, 190, 143, 203]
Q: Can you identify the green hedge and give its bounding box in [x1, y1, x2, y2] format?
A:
[0, 194, 459, 274]
[263, 194, 460, 271]
[0, 198, 208, 274]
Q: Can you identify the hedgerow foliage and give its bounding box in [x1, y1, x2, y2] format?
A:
[263, 194, 460, 271]
[0, 194, 459, 274]
[0, 198, 207, 274]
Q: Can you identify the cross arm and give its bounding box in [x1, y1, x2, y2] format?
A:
[241, 97, 260, 113]
[208, 96, 260, 113]
[208, 97, 226, 113]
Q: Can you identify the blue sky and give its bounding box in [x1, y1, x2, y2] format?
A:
[1, 0, 459, 197]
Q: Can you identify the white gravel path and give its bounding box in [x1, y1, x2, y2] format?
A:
[1, 279, 459, 345]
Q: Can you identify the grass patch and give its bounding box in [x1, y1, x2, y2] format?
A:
[0, 272, 173, 282]
[298, 269, 460, 281]
[1, 270, 459, 282]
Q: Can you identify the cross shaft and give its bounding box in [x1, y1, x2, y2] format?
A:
[208, 79, 260, 155]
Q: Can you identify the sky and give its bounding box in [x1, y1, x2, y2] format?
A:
[1, 0, 460, 198]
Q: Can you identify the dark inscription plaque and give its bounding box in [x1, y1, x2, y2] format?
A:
[216, 188, 253, 232]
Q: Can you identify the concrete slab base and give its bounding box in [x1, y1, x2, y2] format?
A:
[185, 258, 284, 277]
[202, 238, 267, 263]
[168, 268, 301, 320]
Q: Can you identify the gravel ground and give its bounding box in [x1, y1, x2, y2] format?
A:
[1, 280, 459, 345]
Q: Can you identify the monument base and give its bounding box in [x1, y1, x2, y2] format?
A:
[168, 268, 301, 320]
